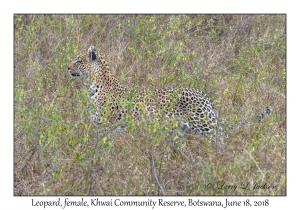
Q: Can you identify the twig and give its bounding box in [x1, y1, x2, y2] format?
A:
[244, 149, 265, 180]
[151, 151, 165, 195]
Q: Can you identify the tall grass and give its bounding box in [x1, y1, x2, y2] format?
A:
[14, 14, 286, 195]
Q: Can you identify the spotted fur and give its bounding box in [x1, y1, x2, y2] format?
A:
[68, 46, 218, 133]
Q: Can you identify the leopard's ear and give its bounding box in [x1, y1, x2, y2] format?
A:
[86, 46, 97, 62]
[77, 55, 82, 62]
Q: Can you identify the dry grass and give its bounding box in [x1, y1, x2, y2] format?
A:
[14, 14, 286, 195]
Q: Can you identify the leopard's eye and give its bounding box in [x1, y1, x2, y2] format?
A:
[77, 56, 82, 62]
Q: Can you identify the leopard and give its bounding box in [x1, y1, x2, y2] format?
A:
[67, 46, 218, 134]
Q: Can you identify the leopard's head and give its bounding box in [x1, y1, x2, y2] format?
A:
[67, 54, 89, 78]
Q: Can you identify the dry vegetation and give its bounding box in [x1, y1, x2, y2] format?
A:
[14, 14, 286, 195]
